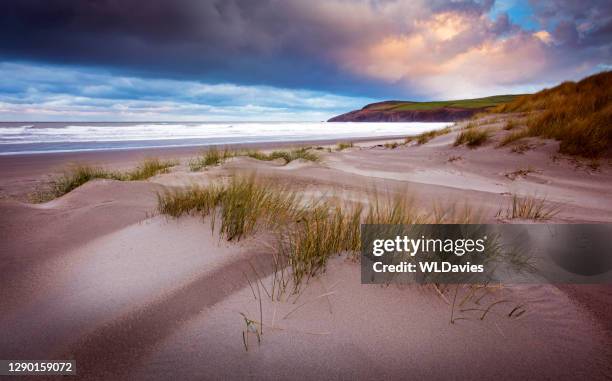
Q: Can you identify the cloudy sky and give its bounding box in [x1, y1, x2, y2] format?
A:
[0, 0, 610, 121]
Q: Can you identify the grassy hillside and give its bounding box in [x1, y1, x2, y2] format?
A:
[366, 95, 520, 111]
[493, 71, 611, 157]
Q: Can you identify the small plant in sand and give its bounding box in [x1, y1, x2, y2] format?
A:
[416, 126, 452, 145]
[496, 194, 559, 221]
[189, 147, 234, 171]
[504, 167, 536, 180]
[445, 283, 528, 324]
[510, 142, 532, 154]
[336, 142, 354, 151]
[32, 158, 176, 202]
[447, 155, 462, 162]
[454, 129, 489, 147]
[384, 142, 400, 149]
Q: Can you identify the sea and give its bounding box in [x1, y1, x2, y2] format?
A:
[0, 121, 451, 155]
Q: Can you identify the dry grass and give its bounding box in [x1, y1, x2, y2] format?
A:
[496, 195, 559, 220]
[384, 142, 400, 149]
[416, 126, 452, 145]
[32, 158, 176, 202]
[498, 130, 529, 147]
[503, 119, 517, 130]
[336, 142, 354, 151]
[454, 129, 489, 147]
[157, 175, 487, 291]
[493, 71, 611, 157]
[189, 147, 234, 171]
[245, 147, 319, 164]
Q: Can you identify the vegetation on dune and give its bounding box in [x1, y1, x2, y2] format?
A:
[493, 71, 612, 157]
[157, 175, 499, 292]
[33, 158, 177, 202]
[189, 147, 319, 171]
[368, 95, 520, 111]
[335, 142, 354, 151]
[189, 147, 234, 171]
[454, 128, 489, 148]
[410, 126, 452, 145]
[245, 147, 319, 164]
[123, 158, 177, 181]
[496, 195, 559, 221]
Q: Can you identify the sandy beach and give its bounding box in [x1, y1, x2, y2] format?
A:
[1, 119, 611, 380]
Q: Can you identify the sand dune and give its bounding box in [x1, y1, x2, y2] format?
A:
[0, 127, 611, 379]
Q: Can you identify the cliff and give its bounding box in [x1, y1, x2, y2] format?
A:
[328, 95, 520, 122]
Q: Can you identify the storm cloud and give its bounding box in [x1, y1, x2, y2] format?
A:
[0, 0, 610, 120]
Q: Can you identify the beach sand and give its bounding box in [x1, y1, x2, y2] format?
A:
[1, 121, 611, 380]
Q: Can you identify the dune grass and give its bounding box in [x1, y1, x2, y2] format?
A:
[336, 142, 354, 151]
[244, 147, 319, 164]
[32, 158, 176, 202]
[503, 119, 517, 130]
[454, 129, 489, 147]
[189, 147, 234, 171]
[496, 195, 559, 220]
[157, 175, 491, 292]
[415, 126, 452, 145]
[122, 158, 177, 180]
[189, 147, 319, 171]
[498, 130, 529, 147]
[384, 142, 400, 149]
[492, 71, 611, 157]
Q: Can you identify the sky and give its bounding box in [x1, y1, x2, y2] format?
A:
[0, 0, 610, 121]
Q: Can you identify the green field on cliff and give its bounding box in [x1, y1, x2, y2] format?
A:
[366, 95, 521, 111]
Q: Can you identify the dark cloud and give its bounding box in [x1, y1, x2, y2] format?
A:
[0, 0, 610, 100]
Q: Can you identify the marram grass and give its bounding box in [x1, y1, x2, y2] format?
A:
[492, 71, 611, 157]
[157, 175, 493, 291]
[32, 158, 177, 202]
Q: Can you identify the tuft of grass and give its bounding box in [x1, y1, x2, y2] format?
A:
[492, 71, 612, 157]
[503, 119, 517, 130]
[496, 195, 559, 220]
[123, 158, 177, 180]
[33, 158, 176, 202]
[384, 142, 400, 149]
[416, 126, 452, 145]
[189, 147, 233, 171]
[32, 166, 115, 202]
[244, 148, 318, 164]
[498, 130, 529, 147]
[454, 129, 489, 147]
[336, 142, 354, 151]
[158, 176, 303, 241]
[447, 155, 462, 162]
